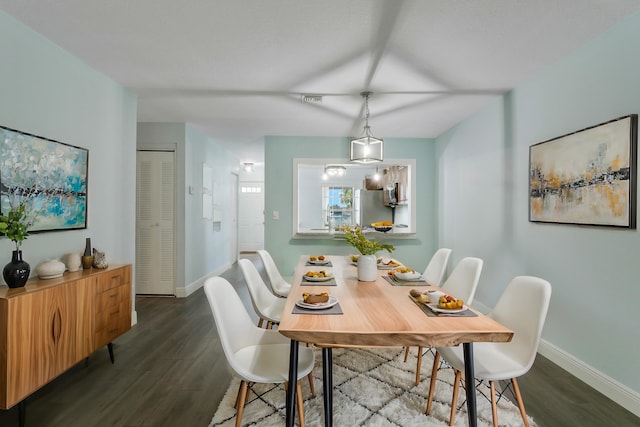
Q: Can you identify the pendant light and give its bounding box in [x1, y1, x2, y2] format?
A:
[350, 91, 383, 164]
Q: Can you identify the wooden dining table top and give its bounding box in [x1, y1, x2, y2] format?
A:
[278, 255, 513, 348]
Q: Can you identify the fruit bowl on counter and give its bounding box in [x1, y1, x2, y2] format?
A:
[371, 221, 393, 232]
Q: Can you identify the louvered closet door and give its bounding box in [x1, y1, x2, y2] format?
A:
[136, 151, 175, 295]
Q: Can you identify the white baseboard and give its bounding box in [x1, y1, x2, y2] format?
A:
[537, 340, 640, 418]
[175, 263, 233, 298]
[473, 301, 639, 418]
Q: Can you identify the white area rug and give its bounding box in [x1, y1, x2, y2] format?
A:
[209, 347, 536, 427]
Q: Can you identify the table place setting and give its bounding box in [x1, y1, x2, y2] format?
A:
[301, 270, 338, 286]
[348, 254, 403, 270]
[305, 255, 333, 267]
[383, 268, 428, 286]
[292, 292, 343, 315]
[408, 289, 477, 317]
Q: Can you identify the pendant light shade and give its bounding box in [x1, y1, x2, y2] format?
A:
[350, 92, 383, 164]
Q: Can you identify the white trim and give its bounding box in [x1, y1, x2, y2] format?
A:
[538, 340, 640, 418]
[175, 263, 233, 298]
[474, 300, 640, 418]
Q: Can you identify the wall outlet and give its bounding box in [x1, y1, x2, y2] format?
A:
[272, 210, 279, 220]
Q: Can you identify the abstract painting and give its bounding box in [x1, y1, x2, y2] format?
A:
[529, 115, 637, 228]
[0, 125, 88, 232]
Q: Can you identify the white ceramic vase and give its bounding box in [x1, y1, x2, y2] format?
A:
[64, 252, 82, 272]
[357, 254, 378, 281]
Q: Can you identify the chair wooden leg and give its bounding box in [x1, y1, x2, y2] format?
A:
[307, 372, 316, 397]
[415, 346, 424, 386]
[449, 369, 462, 426]
[235, 380, 248, 427]
[490, 380, 498, 427]
[511, 378, 530, 427]
[296, 381, 306, 427]
[234, 380, 244, 409]
[403, 346, 410, 362]
[257, 318, 264, 328]
[425, 351, 441, 415]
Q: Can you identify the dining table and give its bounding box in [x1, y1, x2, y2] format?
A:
[277, 254, 514, 427]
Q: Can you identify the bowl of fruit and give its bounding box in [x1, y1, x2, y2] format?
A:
[371, 221, 393, 232]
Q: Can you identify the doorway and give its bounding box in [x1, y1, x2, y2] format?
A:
[238, 181, 264, 252]
[136, 150, 176, 295]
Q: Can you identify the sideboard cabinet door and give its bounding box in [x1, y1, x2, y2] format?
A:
[5, 282, 80, 406]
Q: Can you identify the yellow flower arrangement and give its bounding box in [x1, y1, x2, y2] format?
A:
[339, 225, 394, 255]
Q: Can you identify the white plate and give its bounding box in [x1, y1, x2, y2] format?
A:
[395, 271, 421, 281]
[296, 295, 339, 310]
[308, 259, 330, 265]
[427, 303, 468, 314]
[303, 274, 334, 282]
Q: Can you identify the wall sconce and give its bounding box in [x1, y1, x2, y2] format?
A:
[242, 162, 254, 172]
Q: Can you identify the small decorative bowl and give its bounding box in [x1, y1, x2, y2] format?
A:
[373, 226, 392, 232]
[35, 259, 66, 279]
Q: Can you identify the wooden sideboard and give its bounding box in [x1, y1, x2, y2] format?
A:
[0, 264, 132, 411]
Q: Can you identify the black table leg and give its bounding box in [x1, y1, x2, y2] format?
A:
[107, 342, 115, 364]
[285, 340, 299, 427]
[322, 347, 333, 427]
[18, 400, 25, 427]
[463, 343, 477, 427]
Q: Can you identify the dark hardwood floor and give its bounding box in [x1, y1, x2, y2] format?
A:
[1, 254, 638, 426]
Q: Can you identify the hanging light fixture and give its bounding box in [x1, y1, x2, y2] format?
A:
[350, 91, 383, 164]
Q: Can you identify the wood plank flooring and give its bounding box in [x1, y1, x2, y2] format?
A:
[0, 254, 638, 426]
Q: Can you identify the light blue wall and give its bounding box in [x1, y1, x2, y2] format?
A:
[185, 124, 240, 285]
[437, 11, 640, 401]
[264, 136, 436, 277]
[0, 12, 136, 276]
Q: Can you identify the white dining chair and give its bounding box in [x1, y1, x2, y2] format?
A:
[238, 258, 287, 329]
[257, 249, 292, 297]
[425, 275, 552, 427]
[404, 248, 453, 363]
[204, 277, 315, 427]
[412, 256, 483, 386]
[423, 248, 452, 285]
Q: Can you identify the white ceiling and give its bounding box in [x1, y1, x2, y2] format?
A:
[2, 1, 640, 164]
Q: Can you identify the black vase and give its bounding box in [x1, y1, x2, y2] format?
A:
[3, 250, 30, 288]
[84, 237, 92, 256]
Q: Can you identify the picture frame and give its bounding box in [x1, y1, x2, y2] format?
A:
[529, 114, 637, 228]
[0, 125, 89, 232]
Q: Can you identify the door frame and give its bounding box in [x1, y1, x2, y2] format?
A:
[230, 172, 239, 263]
